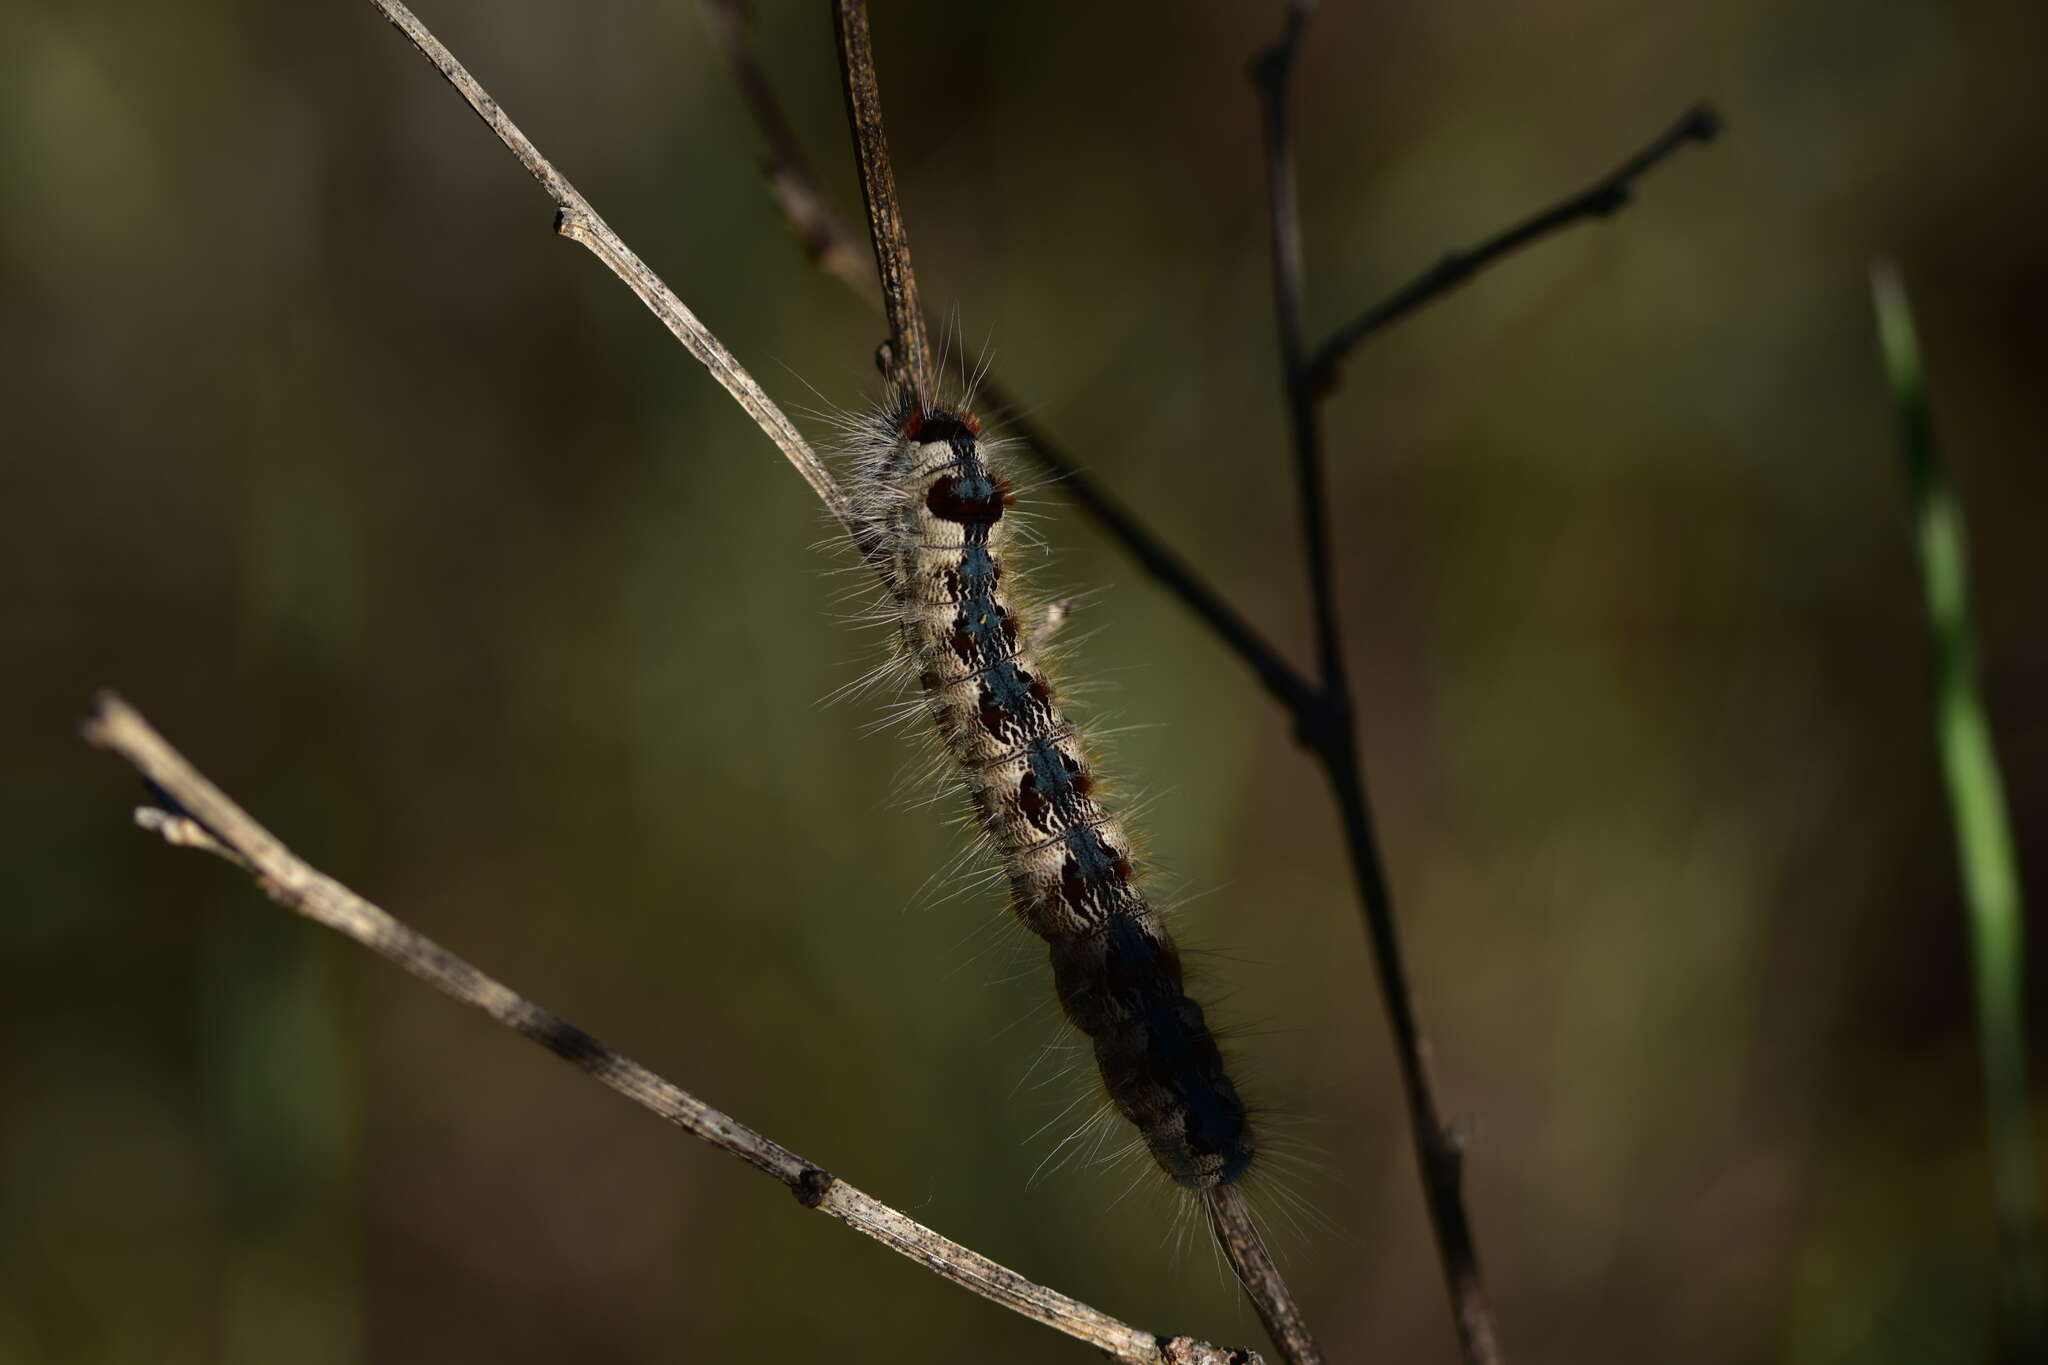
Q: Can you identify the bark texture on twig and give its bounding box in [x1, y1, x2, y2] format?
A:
[82, 693, 1261, 1365]
[1206, 1186, 1324, 1365]
[1252, 6, 1500, 1362]
[830, 0, 933, 398]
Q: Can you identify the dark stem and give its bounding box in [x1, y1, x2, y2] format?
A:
[1252, 6, 1505, 1363]
[1323, 746, 1500, 1365]
[830, 0, 932, 399]
[1252, 4, 1342, 698]
[1206, 1185, 1323, 1365]
[1306, 104, 1720, 395]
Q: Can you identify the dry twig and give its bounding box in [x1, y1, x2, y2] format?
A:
[830, 0, 933, 397]
[82, 693, 1262, 1365]
[1250, 5, 1496, 1361]
[1206, 1185, 1324, 1365]
[363, 0, 859, 537]
[1304, 104, 1721, 394]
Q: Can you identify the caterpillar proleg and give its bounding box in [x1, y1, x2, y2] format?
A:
[844, 389, 1256, 1193]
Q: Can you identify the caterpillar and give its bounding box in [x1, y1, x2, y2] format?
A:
[843, 387, 1255, 1192]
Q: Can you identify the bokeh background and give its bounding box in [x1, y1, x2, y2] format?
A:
[5, 0, 2046, 1361]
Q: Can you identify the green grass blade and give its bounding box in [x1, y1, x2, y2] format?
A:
[1873, 259, 2045, 1356]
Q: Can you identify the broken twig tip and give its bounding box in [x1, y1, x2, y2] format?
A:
[81, 688, 127, 747]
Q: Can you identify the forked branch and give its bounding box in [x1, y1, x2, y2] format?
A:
[81, 693, 1261, 1365]
[1252, 5, 1499, 1362]
[697, 1, 1714, 732]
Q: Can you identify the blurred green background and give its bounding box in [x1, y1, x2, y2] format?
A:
[5, 0, 2045, 1361]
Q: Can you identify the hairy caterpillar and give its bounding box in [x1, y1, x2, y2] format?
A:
[842, 388, 1255, 1192]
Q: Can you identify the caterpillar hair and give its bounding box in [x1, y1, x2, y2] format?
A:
[840, 384, 1256, 1193]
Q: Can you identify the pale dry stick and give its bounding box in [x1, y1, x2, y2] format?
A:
[362, 0, 863, 543]
[82, 693, 1262, 1365]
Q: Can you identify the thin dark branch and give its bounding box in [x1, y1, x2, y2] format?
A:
[1207, 1185, 1323, 1365]
[830, 0, 933, 398]
[81, 693, 1262, 1365]
[1306, 104, 1721, 395]
[1252, 8, 1505, 1364]
[1252, 3, 1339, 696]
